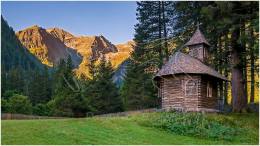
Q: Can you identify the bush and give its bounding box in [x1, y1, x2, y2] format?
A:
[2, 90, 19, 99]
[1, 99, 10, 112]
[33, 103, 51, 116]
[46, 99, 57, 116]
[8, 94, 32, 114]
[150, 112, 239, 141]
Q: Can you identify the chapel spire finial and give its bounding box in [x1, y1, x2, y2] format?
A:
[196, 22, 202, 30]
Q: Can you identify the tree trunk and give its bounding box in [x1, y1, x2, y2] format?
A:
[218, 36, 224, 102]
[249, 24, 255, 103]
[223, 34, 229, 105]
[231, 27, 247, 112]
[241, 22, 248, 104]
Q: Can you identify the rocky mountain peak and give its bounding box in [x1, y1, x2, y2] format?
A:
[29, 25, 41, 29]
[46, 27, 74, 42]
[16, 26, 134, 77]
[16, 26, 81, 67]
[90, 35, 118, 58]
[16, 25, 46, 49]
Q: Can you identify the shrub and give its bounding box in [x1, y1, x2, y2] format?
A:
[33, 103, 51, 116]
[2, 90, 19, 99]
[46, 97, 83, 117]
[1, 99, 10, 113]
[46, 99, 57, 116]
[150, 112, 239, 141]
[8, 94, 32, 114]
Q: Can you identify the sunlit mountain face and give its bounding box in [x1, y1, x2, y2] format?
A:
[16, 25, 135, 77]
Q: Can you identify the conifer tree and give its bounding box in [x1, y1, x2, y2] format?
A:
[89, 56, 123, 114]
[28, 67, 51, 104]
[121, 1, 173, 110]
[51, 56, 92, 117]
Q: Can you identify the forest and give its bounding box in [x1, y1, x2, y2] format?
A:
[1, 1, 259, 117]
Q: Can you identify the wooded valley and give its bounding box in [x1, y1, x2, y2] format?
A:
[1, 1, 259, 117]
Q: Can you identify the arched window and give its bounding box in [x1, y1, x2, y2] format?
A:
[185, 79, 198, 96]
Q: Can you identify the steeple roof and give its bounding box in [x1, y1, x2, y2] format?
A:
[154, 52, 227, 81]
[184, 27, 210, 46]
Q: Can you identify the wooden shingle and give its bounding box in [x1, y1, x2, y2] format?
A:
[185, 28, 210, 46]
[154, 52, 227, 81]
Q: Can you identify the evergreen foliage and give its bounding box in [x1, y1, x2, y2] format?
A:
[28, 67, 52, 105]
[48, 55, 123, 117]
[121, 1, 173, 110]
[86, 56, 123, 114]
[32, 103, 52, 116]
[50, 57, 92, 117]
[7, 94, 33, 114]
[1, 16, 49, 105]
[1, 16, 44, 95]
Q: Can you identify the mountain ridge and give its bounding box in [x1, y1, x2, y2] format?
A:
[16, 25, 82, 67]
[16, 25, 134, 77]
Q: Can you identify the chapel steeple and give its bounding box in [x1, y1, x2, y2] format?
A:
[185, 26, 210, 63]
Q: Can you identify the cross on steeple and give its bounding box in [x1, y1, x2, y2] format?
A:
[196, 22, 202, 30]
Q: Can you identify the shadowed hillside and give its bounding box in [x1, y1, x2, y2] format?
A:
[1, 17, 43, 71]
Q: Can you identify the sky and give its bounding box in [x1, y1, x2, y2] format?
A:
[1, 1, 137, 44]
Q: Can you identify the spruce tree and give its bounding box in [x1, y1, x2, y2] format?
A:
[51, 57, 90, 117]
[121, 1, 172, 110]
[90, 56, 123, 114]
[28, 67, 51, 104]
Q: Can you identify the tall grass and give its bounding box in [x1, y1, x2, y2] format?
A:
[141, 112, 241, 141]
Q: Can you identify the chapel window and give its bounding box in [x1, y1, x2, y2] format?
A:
[185, 80, 198, 96]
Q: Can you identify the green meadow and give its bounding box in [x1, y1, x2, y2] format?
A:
[1, 112, 259, 145]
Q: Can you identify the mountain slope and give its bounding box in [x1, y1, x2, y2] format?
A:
[16, 26, 81, 67]
[16, 26, 134, 77]
[111, 41, 134, 68]
[1, 17, 43, 71]
[112, 59, 130, 87]
[1, 16, 46, 94]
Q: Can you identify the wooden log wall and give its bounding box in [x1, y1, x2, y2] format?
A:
[160, 74, 219, 112]
[161, 75, 184, 110]
[199, 76, 218, 110]
[161, 75, 201, 111]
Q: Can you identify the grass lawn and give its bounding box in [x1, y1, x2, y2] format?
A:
[1, 112, 259, 145]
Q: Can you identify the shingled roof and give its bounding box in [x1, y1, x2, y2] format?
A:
[154, 52, 227, 80]
[185, 28, 210, 46]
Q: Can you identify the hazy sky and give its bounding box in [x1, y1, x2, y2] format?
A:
[2, 1, 137, 44]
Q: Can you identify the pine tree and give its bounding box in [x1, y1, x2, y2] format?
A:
[28, 67, 51, 104]
[89, 56, 123, 114]
[50, 56, 95, 117]
[121, 1, 173, 110]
